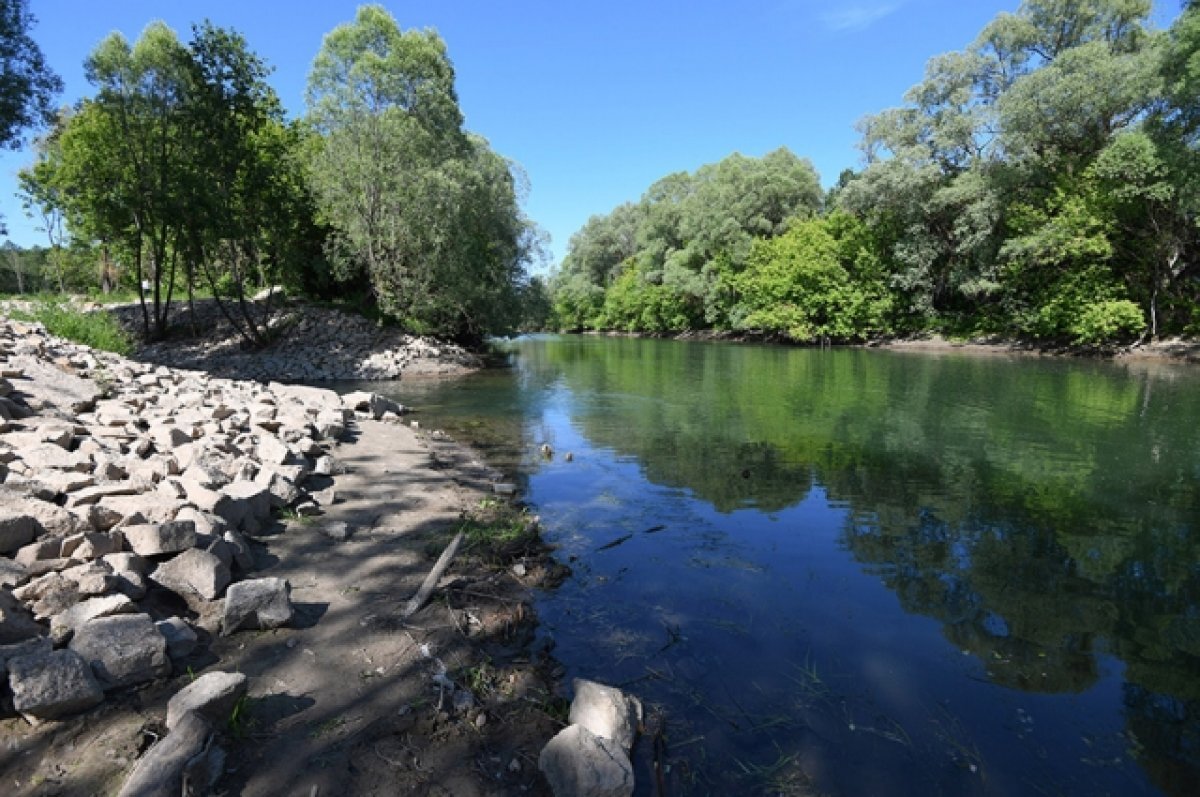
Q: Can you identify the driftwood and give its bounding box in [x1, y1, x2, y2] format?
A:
[401, 530, 465, 619]
[118, 711, 215, 797]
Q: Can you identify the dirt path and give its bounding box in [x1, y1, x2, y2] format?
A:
[2, 419, 563, 796]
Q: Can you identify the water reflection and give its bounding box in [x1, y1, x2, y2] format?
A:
[378, 336, 1200, 795]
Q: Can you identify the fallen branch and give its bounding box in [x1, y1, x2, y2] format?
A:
[401, 530, 465, 619]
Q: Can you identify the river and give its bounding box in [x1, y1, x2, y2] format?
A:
[367, 335, 1200, 796]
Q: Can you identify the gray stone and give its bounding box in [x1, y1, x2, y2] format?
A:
[0, 509, 36, 553]
[221, 577, 293, 635]
[1, 587, 44, 643]
[255, 433, 291, 466]
[116, 710, 219, 797]
[314, 409, 346, 441]
[60, 530, 125, 560]
[8, 648, 104, 722]
[166, 670, 248, 731]
[151, 548, 231, 601]
[255, 469, 300, 508]
[173, 506, 228, 538]
[0, 635, 51, 675]
[99, 493, 181, 525]
[123, 520, 197, 557]
[0, 557, 29, 588]
[222, 529, 255, 571]
[155, 617, 198, 659]
[320, 521, 351, 541]
[220, 481, 271, 529]
[69, 613, 170, 689]
[538, 724, 634, 797]
[569, 679, 644, 754]
[64, 483, 139, 507]
[51, 593, 135, 642]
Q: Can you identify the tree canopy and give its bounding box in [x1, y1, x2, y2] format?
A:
[551, 0, 1199, 347]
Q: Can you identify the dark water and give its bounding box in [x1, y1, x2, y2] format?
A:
[373, 336, 1200, 796]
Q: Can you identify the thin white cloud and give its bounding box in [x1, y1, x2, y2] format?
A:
[821, 3, 902, 32]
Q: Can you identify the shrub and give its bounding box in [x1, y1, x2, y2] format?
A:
[12, 300, 133, 355]
[1071, 299, 1146, 346]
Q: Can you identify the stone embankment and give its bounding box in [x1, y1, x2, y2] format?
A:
[0, 316, 408, 792]
[109, 297, 482, 382]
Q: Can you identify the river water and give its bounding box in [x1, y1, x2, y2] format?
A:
[371, 335, 1200, 796]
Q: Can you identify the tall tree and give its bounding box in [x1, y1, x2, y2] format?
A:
[306, 4, 534, 341]
[0, 0, 60, 149]
[1, 0, 60, 235]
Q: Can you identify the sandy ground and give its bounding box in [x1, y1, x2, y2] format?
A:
[1, 420, 566, 797]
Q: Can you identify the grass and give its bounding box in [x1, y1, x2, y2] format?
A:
[6, 299, 133, 355]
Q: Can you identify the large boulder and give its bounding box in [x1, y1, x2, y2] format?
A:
[166, 671, 248, 731]
[538, 724, 634, 797]
[1, 587, 44, 643]
[50, 593, 135, 642]
[69, 613, 171, 689]
[568, 679, 643, 754]
[151, 548, 231, 602]
[123, 520, 197, 557]
[0, 509, 36, 553]
[221, 577, 293, 635]
[8, 647, 105, 722]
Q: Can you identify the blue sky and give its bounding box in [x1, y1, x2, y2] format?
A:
[0, 0, 1182, 272]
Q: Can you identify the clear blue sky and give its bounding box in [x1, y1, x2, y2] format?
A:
[0, 0, 1182, 272]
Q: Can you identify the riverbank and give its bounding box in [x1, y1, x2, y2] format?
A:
[579, 328, 1200, 364]
[0, 315, 564, 795]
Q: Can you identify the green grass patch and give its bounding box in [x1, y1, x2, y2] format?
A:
[7, 300, 133, 355]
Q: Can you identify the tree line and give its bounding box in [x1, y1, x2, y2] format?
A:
[551, 0, 1199, 347]
[4, 2, 541, 345]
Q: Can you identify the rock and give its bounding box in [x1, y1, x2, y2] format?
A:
[123, 520, 197, 557]
[61, 530, 125, 560]
[221, 577, 293, 635]
[569, 679, 644, 754]
[104, 552, 149, 600]
[312, 455, 336, 476]
[256, 469, 300, 508]
[254, 433, 291, 466]
[50, 593, 136, 643]
[222, 529, 255, 571]
[166, 670, 248, 731]
[538, 724, 635, 797]
[100, 493, 181, 525]
[151, 548, 231, 601]
[1, 587, 44, 643]
[116, 710, 219, 797]
[3, 494, 87, 536]
[155, 617, 198, 659]
[14, 572, 81, 619]
[0, 635, 51, 675]
[69, 613, 171, 689]
[0, 508, 37, 553]
[220, 481, 271, 530]
[311, 486, 338, 507]
[8, 648, 105, 722]
[0, 558, 29, 588]
[63, 483, 139, 508]
[315, 409, 346, 441]
[174, 506, 228, 537]
[320, 521, 351, 541]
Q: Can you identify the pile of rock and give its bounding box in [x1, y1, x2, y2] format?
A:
[0, 317, 404, 724]
[109, 298, 482, 382]
[539, 679, 642, 797]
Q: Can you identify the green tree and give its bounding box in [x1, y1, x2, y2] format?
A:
[0, 0, 60, 150]
[306, 4, 533, 342]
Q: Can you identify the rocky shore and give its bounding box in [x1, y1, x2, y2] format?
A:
[0, 315, 568, 796]
[109, 297, 483, 382]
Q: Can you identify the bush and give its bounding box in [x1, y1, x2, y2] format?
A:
[12, 301, 133, 355]
[1071, 299, 1146, 346]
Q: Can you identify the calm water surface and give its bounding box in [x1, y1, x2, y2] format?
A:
[375, 336, 1200, 796]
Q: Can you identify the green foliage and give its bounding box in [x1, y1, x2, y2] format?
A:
[0, 0, 61, 152]
[305, 5, 535, 343]
[1072, 299, 1147, 345]
[733, 215, 892, 342]
[551, 148, 822, 332]
[12, 300, 133, 355]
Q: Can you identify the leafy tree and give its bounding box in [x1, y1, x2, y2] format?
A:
[0, 0, 60, 150]
[733, 214, 892, 342]
[306, 5, 533, 342]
